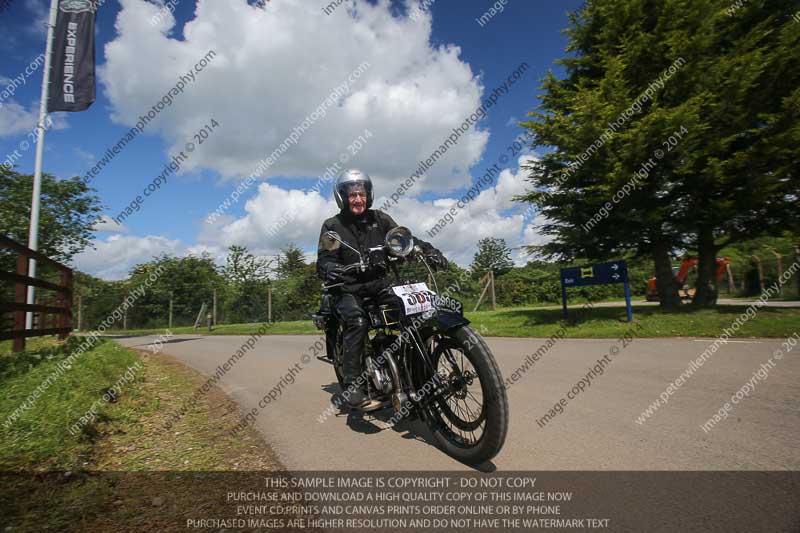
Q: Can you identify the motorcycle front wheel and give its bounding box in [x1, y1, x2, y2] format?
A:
[421, 325, 508, 465]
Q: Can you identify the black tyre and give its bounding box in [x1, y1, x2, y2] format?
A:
[421, 325, 508, 465]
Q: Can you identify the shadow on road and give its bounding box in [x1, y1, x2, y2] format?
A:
[118, 337, 205, 348]
[320, 382, 497, 472]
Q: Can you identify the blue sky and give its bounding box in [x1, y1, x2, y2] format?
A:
[1, 0, 582, 279]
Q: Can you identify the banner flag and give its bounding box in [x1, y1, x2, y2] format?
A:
[47, 0, 96, 112]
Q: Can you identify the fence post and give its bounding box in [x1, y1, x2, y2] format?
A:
[13, 255, 28, 352]
[752, 255, 764, 294]
[796, 246, 800, 297]
[59, 269, 72, 339]
[768, 249, 782, 296]
[268, 286, 272, 323]
[473, 272, 491, 312]
[213, 288, 217, 326]
[490, 270, 496, 311]
[169, 291, 173, 329]
[726, 264, 735, 296]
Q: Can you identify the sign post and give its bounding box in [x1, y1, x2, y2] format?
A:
[560, 260, 633, 322]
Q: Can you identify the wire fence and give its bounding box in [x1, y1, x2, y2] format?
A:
[4, 250, 798, 336]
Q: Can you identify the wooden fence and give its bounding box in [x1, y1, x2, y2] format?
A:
[0, 235, 73, 352]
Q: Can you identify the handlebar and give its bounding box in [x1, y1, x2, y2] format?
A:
[322, 252, 443, 293]
[321, 249, 409, 290]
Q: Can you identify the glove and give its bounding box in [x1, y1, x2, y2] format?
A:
[425, 249, 449, 271]
[324, 263, 346, 283]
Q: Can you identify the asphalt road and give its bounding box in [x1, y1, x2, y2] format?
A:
[113, 333, 799, 472]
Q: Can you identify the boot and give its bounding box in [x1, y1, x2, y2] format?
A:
[342, 380, 369, 408]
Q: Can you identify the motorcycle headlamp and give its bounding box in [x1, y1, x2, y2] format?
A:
[385, 227, 414, 257]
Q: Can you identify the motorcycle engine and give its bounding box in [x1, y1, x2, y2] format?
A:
[367, 332, 397, 395]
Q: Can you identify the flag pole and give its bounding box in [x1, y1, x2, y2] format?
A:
[26, 0, 60, 329]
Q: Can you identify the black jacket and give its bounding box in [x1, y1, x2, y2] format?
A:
[316, 209, 437, 296]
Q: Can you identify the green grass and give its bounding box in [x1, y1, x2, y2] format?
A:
[469, 305, 800, 338]
[111, 305, 800, 339]
[0, 338, 143, 470]
[0, 339, 284, 530]
[0, 335, 59, 356]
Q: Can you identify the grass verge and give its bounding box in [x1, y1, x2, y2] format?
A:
[114, 305, 800, 339]
[0, 338, 284, 531]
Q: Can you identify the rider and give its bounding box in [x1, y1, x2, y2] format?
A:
[316, 169, 448, 408]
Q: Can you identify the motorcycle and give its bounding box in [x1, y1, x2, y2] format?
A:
[312, 226, 508, 465]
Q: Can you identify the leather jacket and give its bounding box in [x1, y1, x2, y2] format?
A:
[316, 208, 438, 296]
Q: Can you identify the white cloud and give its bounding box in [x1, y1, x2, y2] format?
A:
[519, 213, 553, 263]
[196, 155, 544, 268]
[73, 156, 551, 280]
[0, 100, 68, 138]
[0, 101, 40, 137]
[92, 214, 128, 233]
[72, 234, 185, 280]
[100, 0, 489, 193]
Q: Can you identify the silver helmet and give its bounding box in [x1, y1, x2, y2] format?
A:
[334, 169, 373, 210]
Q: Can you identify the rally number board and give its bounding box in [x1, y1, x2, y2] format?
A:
[391, 283, 436, 316]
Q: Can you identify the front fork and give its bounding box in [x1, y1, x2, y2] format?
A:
[393, 325, 455, 414]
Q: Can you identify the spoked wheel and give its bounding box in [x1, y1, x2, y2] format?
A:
[421, 325, 508, 465]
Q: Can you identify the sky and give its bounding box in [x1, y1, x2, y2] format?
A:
[1, 0, 582, 280]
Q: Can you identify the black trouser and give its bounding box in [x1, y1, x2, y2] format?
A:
[333, 290, 397, 385]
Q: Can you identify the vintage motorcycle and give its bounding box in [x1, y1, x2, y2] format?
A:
[312, 227, 508, 465]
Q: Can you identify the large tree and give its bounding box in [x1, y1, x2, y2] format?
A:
[518, 0, 800, 307]
[0, 168, 102, 264]
[471, 237, 514, 277]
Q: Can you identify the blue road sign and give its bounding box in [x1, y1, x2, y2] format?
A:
[560, 260, 633, 321]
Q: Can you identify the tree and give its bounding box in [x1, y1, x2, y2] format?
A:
[221, 245, 272, 324]
[275, 243, 306, 278]
[470, 238, 514, 276]
[126, 253, 224, 328]
[518, 0, 800, 308]
[0, 167, 102, 264]
[222, 245, 271, 285]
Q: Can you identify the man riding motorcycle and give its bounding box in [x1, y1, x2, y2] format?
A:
[316, 169, 449, 409]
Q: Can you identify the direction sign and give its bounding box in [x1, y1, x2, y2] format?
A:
[560, 260, 633, 321]
[560, 260, 628, 287]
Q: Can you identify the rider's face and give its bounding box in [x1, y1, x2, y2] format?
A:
[348, 190, 367, 215]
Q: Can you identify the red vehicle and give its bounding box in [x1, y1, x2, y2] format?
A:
[646, 256, 730, 302]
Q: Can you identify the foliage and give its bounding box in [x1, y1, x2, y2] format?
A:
[221, 245, 271, 285]
[0, 168, 102, 264]
[470, 237, 515, 277]
[517, 0, 800, 307]
[275, 243, 307, 279]
[271, 263, 320, 321]
[220, 246, 272, 324]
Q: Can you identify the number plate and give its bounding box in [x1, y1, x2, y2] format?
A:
[391, 283, 435, 316]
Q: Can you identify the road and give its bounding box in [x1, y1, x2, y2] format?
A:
[113, 333, 799, 472]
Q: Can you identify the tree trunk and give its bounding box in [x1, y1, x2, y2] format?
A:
[652, 239, 682, 309]
[692, 228, 718, 307]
